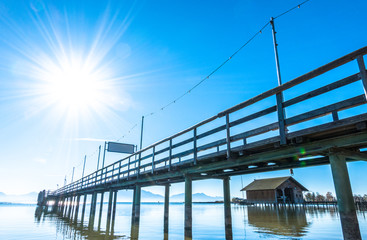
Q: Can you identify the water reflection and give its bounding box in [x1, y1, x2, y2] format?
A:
[31, 204, 367, 240]
[246, 205, 311, 237]
[34, 206, 127, 240]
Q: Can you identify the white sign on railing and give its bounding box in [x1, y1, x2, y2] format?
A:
[107, 142, 135, 154]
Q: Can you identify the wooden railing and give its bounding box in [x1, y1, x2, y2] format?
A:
[54, 46, 367, 196]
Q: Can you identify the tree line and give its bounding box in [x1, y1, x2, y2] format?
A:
[304, 192, 367, 202]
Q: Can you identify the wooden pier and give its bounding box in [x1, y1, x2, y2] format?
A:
[40, 47, 367, 240]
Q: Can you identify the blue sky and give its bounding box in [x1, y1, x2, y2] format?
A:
[0, 0, 366, 198]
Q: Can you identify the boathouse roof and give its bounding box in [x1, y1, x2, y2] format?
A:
[240, 176, 308, 191]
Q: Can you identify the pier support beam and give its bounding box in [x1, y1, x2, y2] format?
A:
[60, 197, 65, 216]
[185, 175, 192, 240]
[63, 197, 69, 217]
[329, 153, 361, 240]
[111, 190, 118, 234]
[223, 177, 233, 240]
[131, 185, 141, 240]
[97, 192, 104, 230]
[73, 195, 80, 223]
[106, 190, 114, 234]
[80, 194, 87, 225]
[164, 184, 170, 240]
[89, 192, 97, 229]
[70, 195, 76, 221]
[67, 196, 74, 219]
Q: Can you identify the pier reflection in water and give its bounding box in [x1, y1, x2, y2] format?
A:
[35, 206, 128, 240]
[29, 203, 367, 240]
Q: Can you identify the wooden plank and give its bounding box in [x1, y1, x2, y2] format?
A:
[287, 113, 367, 139]
[230, 106, 277, 127]
[230, 122, 279, 141]
[197, 125, 226, 140]
[283, 73, 361, 107]
[197, 138, 227, 152]
[285, 95, 366, 126]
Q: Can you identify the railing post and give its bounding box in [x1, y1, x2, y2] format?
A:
[138, 152, 141, 177]
[152, 146, 155, 174]
[127, 157, 131, 179]
[112, 164, 115, 181]
[193, 128, 198, 165]
[118, 161, 121, 181]
[357, 55, 367, 99]
[225, 114, 231, 159]
[169, 139, 172, 171]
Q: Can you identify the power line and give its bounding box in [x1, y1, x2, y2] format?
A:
[144, 22, 270, 118]
[64, 0, 312, 183]
[274, 0, 310, 20]
[144, 0, 311, 118]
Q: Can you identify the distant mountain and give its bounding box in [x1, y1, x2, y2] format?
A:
[0, 192, 38, 203]
[116, 190, 222, 203]
[117, 190, 163, 202]
[171, 193, 223, 202]
[0, 190, 222, 204]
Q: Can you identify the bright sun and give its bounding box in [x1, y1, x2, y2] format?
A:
[38, 55, 109, 116]
[47, 64, 102, 110]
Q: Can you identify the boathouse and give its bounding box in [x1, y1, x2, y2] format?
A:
[241, 176, 308, 204]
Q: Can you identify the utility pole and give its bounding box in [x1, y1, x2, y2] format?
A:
[102, 142, 107, 168]
[82, 155, 87, 178]
[97, 145, 101, 170]
[140, 116, 144, 150]
[270, 17, 287, 145]
[71, 167, 75, 183]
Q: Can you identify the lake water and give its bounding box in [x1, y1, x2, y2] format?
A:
[0, 203, 366, 239]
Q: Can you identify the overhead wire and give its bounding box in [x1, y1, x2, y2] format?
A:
[64, 0, 312, 183]
[143, 0, 311, 117]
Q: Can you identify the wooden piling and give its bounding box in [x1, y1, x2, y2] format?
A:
[67, 196, 73, 219]
[111, 190, 118, 234]
[80, 194, 87, 225]
[89, 192, 97, 229]
[73, 195, 80, 223]
[184, 175, 192, 240]
[131, 185, 141, 240]
[164, 184, 170, 240]
[329, 153, 361, 240]
[106, 190, 114, 234]
[223, 177, 233, 240]
[97, 192, 104, 231]
[70, 195, 75, 221]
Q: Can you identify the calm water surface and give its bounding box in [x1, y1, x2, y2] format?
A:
[0, 203, 366, 239]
